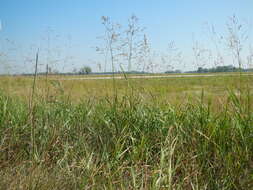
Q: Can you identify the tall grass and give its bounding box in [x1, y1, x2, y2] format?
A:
[0, 85, 252, 189]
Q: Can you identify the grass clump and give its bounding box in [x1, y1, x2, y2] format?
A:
[0, 89, 252, 189]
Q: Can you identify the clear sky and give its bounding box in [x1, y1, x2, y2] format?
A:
[0, 0, 253, 73]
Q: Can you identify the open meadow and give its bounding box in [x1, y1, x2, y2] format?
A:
[1, 1, 253, 189]
[1, 73, 253, 105]
[0, 73, 253, 189]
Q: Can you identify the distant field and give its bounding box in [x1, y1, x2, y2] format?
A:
[1, 73, 252, 105]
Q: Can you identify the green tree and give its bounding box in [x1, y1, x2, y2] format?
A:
[79, 66, 92, 75]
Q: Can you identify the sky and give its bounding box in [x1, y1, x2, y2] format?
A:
[0, 0, 253, 73]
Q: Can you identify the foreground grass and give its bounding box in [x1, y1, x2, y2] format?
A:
[0, 87, 252, 189]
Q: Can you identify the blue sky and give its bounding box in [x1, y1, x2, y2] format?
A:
[0, 0, 253, 73]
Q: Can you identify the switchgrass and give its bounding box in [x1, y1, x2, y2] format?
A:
[0, 74, 252, 189]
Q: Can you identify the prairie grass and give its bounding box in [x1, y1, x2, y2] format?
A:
[0, 74, 252, 104]
[0, 74, 253, 189]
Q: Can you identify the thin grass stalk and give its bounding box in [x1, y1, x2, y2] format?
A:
[30, 50, 39, 158]
[45, 64, 49, 102]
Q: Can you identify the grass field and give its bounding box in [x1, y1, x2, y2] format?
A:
[0, 73, 253, 189]
[1, 73, 252, 103]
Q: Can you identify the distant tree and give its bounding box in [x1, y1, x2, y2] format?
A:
[194, 65, 243, 73]
[197, 67, 204, 73]
[165, 69, 182, 74]
[79, 66, 92, 75]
